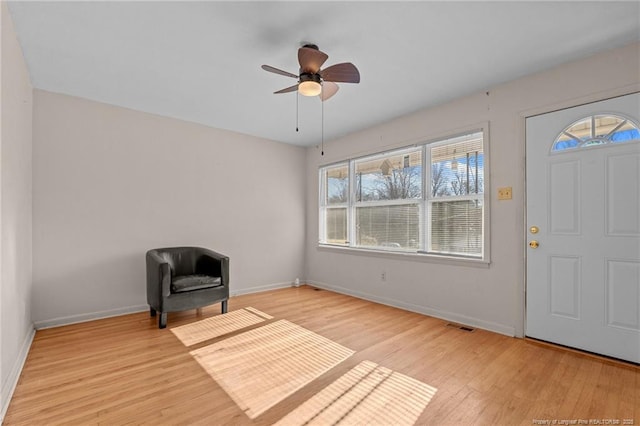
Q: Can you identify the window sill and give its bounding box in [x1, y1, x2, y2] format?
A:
[317, 244, 490, 268]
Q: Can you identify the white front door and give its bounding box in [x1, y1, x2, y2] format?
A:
[526, 92, 640, 363]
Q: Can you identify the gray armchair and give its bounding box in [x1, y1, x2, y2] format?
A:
[146, 247, 229, 329]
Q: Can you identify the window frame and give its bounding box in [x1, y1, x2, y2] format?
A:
[319, 162, 350, 246]
[318, 125, 490, 265]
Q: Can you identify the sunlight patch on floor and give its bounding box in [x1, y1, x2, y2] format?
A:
[170, 307, 272, 346]
[190, 320, 355, 419]
[274, 360, 437, 426]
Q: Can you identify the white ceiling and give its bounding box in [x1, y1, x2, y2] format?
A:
[7, 1, 640, 147]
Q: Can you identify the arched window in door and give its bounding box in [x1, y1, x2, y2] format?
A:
[552, 113, 640, 152]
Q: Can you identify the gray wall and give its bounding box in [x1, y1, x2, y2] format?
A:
[1, 1, 34, 416]
[32, 90, 306, 327]
[304, 42, 640, 337]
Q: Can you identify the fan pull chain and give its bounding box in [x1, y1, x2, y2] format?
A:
[296, 91, 299, 132]
[321, 87, 324, 156]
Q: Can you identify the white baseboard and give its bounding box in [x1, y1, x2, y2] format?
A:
[1, 326, 35, 423]
[307, 280, 516, 337]
[34, 281, 297, 330]
[33, 304, 149, 330]
[230, 281, 295, 297]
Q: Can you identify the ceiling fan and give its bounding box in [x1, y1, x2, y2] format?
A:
[261, 43, 360, 101]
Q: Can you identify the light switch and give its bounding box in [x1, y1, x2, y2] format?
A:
[498, 187, 512, 200]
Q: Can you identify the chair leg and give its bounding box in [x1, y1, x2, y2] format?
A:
[221, 300, 228, 314]
[159, 312, 167, 329]
[150, 307, 156, 317]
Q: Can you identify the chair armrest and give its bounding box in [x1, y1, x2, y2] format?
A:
[146, 250, 171, 304]
[195, 248, 229, 287]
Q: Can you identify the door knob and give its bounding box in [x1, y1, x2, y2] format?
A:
[529, 240, 539, 249]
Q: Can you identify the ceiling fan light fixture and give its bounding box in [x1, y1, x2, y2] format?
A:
[299, 80, 322, 96]
[262, 44, 360, 102]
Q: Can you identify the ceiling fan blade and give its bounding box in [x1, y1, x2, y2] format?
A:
[298, 47, 328, 74]
[274, 84, 299, 94]
[261, 64, 298, 79]
[320, 62, 360, 83]
[320, 81, 339, 101]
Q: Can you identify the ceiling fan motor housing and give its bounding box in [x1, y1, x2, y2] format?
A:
[299, 73, 321, 84]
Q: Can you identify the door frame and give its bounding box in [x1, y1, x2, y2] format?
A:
[518, 84, 640, 339]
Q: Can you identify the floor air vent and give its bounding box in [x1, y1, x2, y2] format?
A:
[446, 323, 475, 332]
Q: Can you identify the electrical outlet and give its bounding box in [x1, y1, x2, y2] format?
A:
[381, 272, 387, 282]
[497, 187, 512, 200]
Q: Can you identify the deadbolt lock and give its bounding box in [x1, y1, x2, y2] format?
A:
[529, 240, 539, 249]
[529, 226, 539, 234]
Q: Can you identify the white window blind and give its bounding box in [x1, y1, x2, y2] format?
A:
[356, 204, 421, 250]
[429, 200, 483, 256]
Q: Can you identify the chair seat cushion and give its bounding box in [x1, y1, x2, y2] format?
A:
[171, 275, 222, 293]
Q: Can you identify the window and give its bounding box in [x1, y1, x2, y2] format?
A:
[319, 163, 349, 245]
[552, 114, 640, 152]
[355, 149, 422, 250]
[319, 130, 487, 260]
[428, 134, 484, 256]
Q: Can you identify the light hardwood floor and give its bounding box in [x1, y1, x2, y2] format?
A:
[5, 286, 638, 425]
